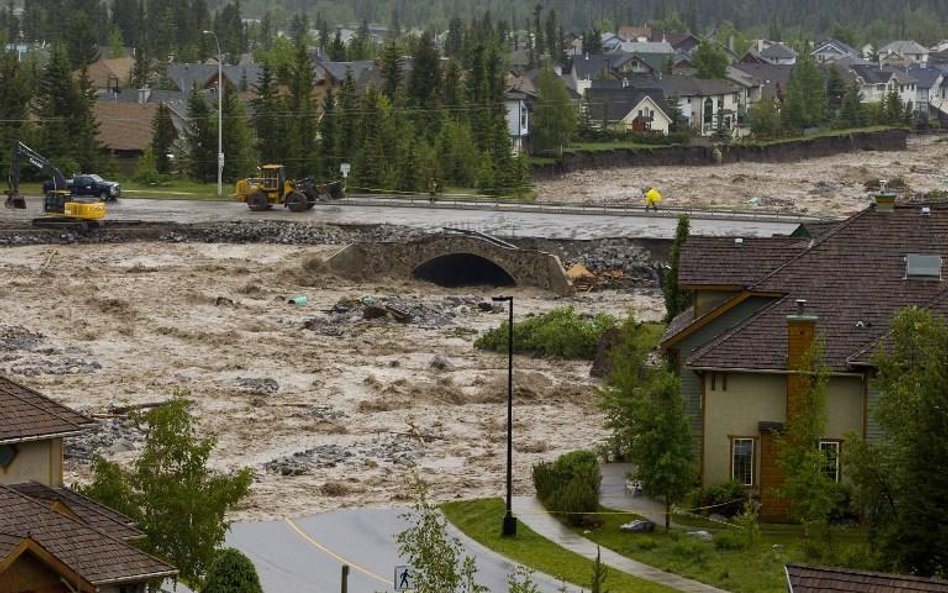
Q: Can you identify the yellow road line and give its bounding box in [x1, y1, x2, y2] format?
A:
[284, 518, 391, 585]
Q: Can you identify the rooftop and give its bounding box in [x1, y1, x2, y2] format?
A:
[786, 563, 948, 592]
[0, 376, 94, 444]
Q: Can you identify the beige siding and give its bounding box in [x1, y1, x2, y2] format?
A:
[703, 373, 866, 487]
[703, 373, 784, 486]
[825, 376, 864, 439]
[0, 438, 63, 487]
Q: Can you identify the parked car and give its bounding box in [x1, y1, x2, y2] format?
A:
[43, 174, 121, 201]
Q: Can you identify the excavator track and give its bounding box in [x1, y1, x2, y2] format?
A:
[30, 218, 148, 231]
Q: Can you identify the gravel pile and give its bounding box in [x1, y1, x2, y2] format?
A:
[521, 237, 663, 286]
[264, 436, 422, 476]
[304, 294, 499, 335]
[236, 377, 280, 395]
[0, 324, 101, 376]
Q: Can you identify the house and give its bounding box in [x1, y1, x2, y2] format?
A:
[848, 64, 898, 103]
[657, 74, 749, 137]
[505, 91, 530, 153]
[661, 196, 948, 521]
[585, 81, 672, 134]
[732, 62, 793, 103]
[649, 32, 701, 55]
[932, 40, 948, 53]
[811, 39, 858, 64]
[83, 56, 135, 93]
[164, 62, 262, 94]
[879, 40, 930, 65]
[758, 43, 797, 65]
[618, 25, 651, 43]
[313, 59, 379, 90]
[600, 32, 623, 53]
[618, 40, 675, 56]
[0, 375, 177, 590]
[93, 102, 161, 167]
[785, 563, 948, 592]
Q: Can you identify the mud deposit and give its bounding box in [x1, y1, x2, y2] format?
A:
[0, 243, 663, 520]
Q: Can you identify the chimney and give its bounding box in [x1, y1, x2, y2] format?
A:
[786, 299, 818, 422]
[138, 87, 151, 104]
[875, 179, 896, 212]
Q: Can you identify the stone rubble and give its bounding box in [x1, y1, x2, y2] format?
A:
[66, 415, 146, 462]
[263, 435, 423, 476]
[304, 294, 501, 336]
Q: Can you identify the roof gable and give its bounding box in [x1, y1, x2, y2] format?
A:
[0, 376, 93, 444]
[0, 485, 175, 585]
[686, 203, 948, 371]
[786, 562, 948, 592]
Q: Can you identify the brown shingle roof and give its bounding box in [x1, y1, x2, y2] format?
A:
[0, 376, 94, 443]
[679, 236, 809, 288]
[93, 102, 159, 152]
[83, 56, 135, 89]
[688, 203, 948, 371]
[0, 485, 175, 585]
[786, 563, 948, 592]
[10, 482, 143, 542]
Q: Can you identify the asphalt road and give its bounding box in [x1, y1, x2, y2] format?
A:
[222, 508, 570, 593]
[4, 195, 802, 239]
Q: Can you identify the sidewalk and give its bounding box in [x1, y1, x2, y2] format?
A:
[511, 463, 730, 593]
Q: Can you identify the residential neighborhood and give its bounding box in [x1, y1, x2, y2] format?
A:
[2, 1, 948, 592]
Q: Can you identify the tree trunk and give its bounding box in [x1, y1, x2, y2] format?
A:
[665, 494, 671, 531]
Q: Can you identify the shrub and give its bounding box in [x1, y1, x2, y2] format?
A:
[532, 450, 601, 526]
[201, 548, 263, 593]
[686, 480, 747, 518]
[475, 306, 617, 359]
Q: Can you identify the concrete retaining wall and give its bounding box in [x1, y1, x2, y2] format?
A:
[532, 129, 909, 179]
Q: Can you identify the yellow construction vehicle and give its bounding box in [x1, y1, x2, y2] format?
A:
[4, 141, 106, 228]
[234, 164, 344, 212]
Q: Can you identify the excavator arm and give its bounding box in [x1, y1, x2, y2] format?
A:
[5, 141, 69, 209]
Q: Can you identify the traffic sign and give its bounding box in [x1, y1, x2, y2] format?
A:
[394, 565, 414, 591]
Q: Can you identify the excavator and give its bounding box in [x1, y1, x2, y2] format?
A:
[4, 141, 106, 228]
[234, 164, 344, 212]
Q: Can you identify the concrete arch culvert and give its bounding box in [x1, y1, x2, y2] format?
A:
[412, 253, 516, 288]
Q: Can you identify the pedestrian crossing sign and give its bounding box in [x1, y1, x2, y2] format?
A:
[394, 565, 414, 591]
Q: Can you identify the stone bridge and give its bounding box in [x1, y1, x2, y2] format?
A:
[326, 233, 572, 295]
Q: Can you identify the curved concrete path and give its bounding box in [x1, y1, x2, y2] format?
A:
[512, 462, 730, 593]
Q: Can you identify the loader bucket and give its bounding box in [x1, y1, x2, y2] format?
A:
[4, 192, 26, 209]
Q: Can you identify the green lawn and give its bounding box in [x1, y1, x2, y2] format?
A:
[444, 499, 871, 593]
[734, 125, 903, 147]
[579, 507, 871, 593]
[441, 498, 678, 593]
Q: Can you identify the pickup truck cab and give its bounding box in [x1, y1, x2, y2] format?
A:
[44, 174, 121, 201]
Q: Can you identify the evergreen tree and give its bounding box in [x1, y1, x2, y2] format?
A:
[34, 44, 96, 172]
[289, 12, 309, 47]
[329, 28, 346, 61]
[838, 80, 865, 128]
[582, 27, 603, 54]
[186, 89, 215, 182]
[316, 12, 330, 52]
[693, 40, 728, 79]
[380, 40, 403, 102]
[285, 42, 316, 178]
[407, 31, 440, 107]
[215, 0, 245, 63]
[531, 3, 544, 59]
[825, 65, 846, 116]
[664, 215, 691, 322]
[334, 70, 357, 167]
[445, 17, 463, 58]
[256, 11, 274, 52]
[131, 46, 151, 89]
[783, 52, 827, 131]
[250, 62, 284, 165]
[65, 11, 100, 69]
[543, 8, 558, 61]
[218, 84, 255, 182]
[0, 52, 33, 178]
[531, 68, 576, 155]
[441, 60, 463, 108]
[111, 0, 140, 47]
[750, 97, 783, 137]
[152, 103, 177, 174]
[883, 85, 903, 124]
[352, 86, 384, 189]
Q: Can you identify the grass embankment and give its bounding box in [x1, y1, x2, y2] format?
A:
[446, 499, 869, 593]
[733, 125, 902, 147]
[584, 507, 869, 593]
[441, 498, 677, 593]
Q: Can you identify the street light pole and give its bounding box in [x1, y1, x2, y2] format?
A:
[202, 30, 224, 197]
[492, 295, 517, 537]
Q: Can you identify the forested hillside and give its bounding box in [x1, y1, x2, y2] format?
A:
[6, 0, 948, 51]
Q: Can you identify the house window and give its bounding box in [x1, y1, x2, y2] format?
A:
[819, 441, 841, 482]
[731, 438, 755, 486]
[0, 444, 16, 469]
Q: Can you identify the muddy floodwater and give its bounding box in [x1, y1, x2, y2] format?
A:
[0, 243, 663, 520]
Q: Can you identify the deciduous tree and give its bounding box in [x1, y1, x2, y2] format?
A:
[80, 397, 253, 586]
[531, 68, 576, 155]
[201, 548, 263, 593]
[693, 40, 728, 80]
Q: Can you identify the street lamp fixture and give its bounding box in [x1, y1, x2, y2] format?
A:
[492, 295, 517, 537]
[202, 29, 224, 197]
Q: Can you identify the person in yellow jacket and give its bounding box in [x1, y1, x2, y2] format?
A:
[644, 187, 662, 212]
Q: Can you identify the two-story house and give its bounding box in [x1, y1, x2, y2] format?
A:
[661, 196, 948, 521]
[811, 39, 859, 64]
[0, 376, 176, 592]
[585, 79, 673, 134]
[879, 40, 930, 65]
[657, 74, 749, 137]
